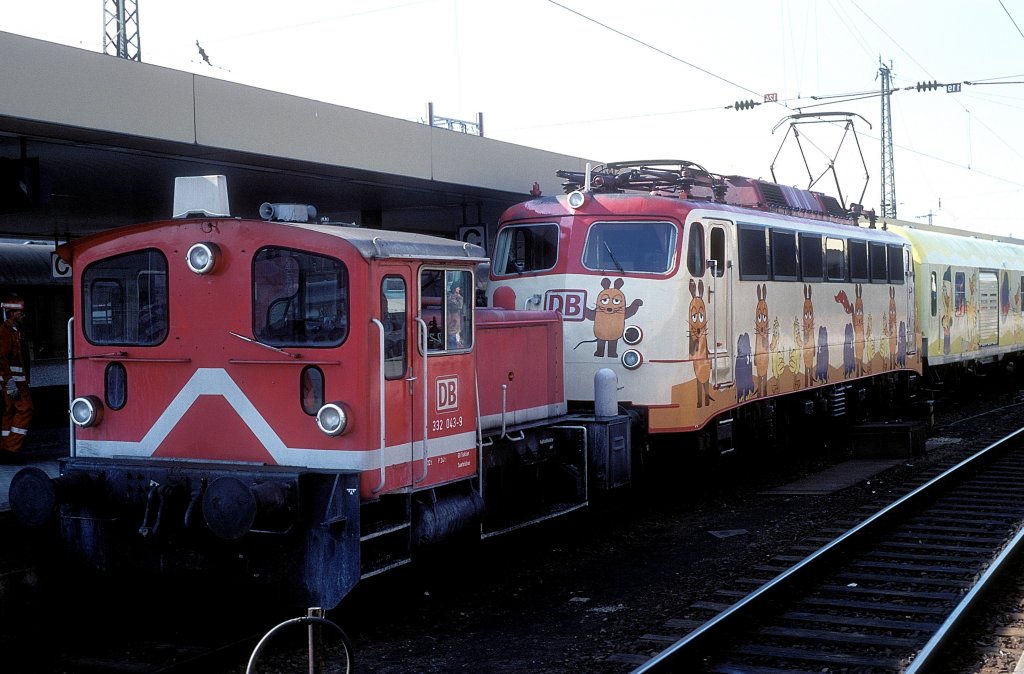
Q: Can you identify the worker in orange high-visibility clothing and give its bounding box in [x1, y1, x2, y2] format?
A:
[0, 295, 32, 461]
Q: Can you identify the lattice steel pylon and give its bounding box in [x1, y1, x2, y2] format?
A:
[879, 61, 896, 218]
[103, 0, 141, 61]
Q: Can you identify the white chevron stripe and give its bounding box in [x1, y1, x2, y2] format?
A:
[74, 367, 476, 470]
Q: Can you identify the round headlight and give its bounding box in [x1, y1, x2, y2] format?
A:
[567, 190, 587, 209]
[70, 396, 103, 428]
[186, 242, 220, 275]
[316, 402, 349, 436]
[623, 325, 643, 345]
[621, 349, 643, 370]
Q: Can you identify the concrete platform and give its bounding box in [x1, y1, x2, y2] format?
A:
[760, 459, 903, 496]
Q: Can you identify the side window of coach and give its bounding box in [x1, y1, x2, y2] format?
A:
[954, 272, 966, 316]
[931, 271, 938, 316]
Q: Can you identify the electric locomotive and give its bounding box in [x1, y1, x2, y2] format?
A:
[9, 176, 630, 608]
[488, 161, 923, 450]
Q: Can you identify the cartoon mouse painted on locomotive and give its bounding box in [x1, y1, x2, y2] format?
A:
[580, 277, 643, 357]
[688, 279, 713, 408]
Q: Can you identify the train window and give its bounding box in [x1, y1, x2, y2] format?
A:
[709, 227, 726, 278]
[954, 272, 966, 316]
[582, 221, 677, 274]
[420, 268, 473, 353]
[849, 240, 869, 282]
[82, 249, 168, 346]
[799, 234, 823, 281]
[887, 245, 905, 284]
[770, 229, 798, 281]
[686, 223, 705, 276]
[301, 367, 324, 415]
[737, 225, 768, 280]
[492, 224, 559, 275]
[825, 237, 846, 281]
[253, 248, 348, 348]
[105, 362, 127, 411]
[869, 242, 888, 282]
[930, 271, 938, 316]
[381, 276, 407, 379]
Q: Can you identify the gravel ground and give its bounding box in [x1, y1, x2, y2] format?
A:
[6, 387, 1019, 674]
[334, 390, 1024, 674]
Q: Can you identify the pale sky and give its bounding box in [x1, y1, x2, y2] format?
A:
[3, 0, 1024, 237]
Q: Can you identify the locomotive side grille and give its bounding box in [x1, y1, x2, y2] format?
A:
[756, 181, 789, 209]
[819, 194, 847, 217]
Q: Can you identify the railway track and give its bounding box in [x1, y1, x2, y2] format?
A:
[632, 425, 1024, 673]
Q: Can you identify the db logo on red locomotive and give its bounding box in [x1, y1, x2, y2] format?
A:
[435, 376, 459, 412]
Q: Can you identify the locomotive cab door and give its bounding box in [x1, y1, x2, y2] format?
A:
[376, 265, 418, 489]
[706, 221, 734, 388]
[413, 267, 478, 488]
[374, 264, 477, 490]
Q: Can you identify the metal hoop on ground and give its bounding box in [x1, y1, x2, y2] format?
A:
[246, 611, 353, 674]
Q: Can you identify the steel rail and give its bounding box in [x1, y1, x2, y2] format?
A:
[632, 425, 1024, 673]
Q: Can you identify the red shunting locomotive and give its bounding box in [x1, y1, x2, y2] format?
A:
[10, 176, 631, 608]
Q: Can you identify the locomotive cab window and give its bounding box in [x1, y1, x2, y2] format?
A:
[420, 269, 473, 353]
[771, 229, 798, 281]
[825, 237, 846, 281]
[686, 223, 704, 277]
[381, 275, 407, 379]
[493, 223, 559, 275]
[709, 227, 726, 278]
[582, 221, 677, 274]
[869, 242, 888, 282]
[253, 248, 348, 347]
[799, 234, 824, 281]
[82, 249, 168, 346]
[887, 245, 905, 284]
[737, 224, 769, 281]
[849, 240, 869, 283]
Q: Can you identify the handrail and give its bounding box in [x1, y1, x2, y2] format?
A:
[370, 319, 387, 493]
[414, 317, 429, 483]
[474, 373, 484, 499]
[67, 317, 75, 458]
[497, 383, 525, 441]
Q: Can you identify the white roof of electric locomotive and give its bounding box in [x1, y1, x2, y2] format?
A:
[685, 202, 908, 244]
[888, 224, 1024, 270]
